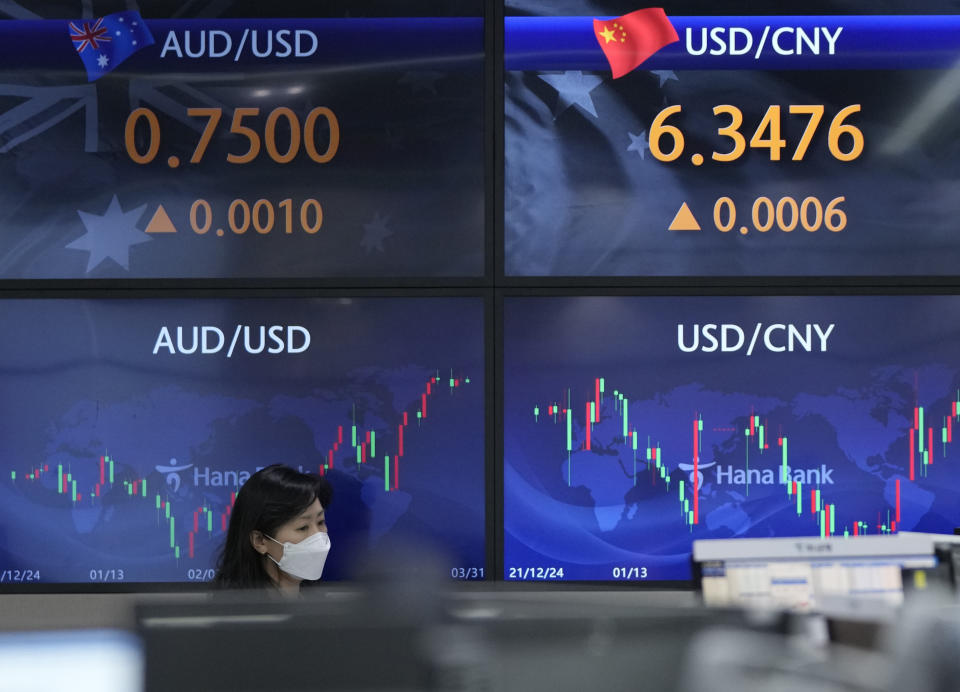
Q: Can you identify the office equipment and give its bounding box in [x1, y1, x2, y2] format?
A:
[0, 296, 485, 585]
[504, 294, 960, 584]
[693, 532, 960, 612]
[0, 629, 143, 692]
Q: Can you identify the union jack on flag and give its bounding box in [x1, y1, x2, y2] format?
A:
[0, 2, 225, 157]
[69, 17, 111, 53]
[68, 11, 154, 82]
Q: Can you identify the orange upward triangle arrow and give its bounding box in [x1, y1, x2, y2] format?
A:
[145, 205, 177, 234]
[668, 203, 701, 231]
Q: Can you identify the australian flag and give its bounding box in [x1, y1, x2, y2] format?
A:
[69, 11, 154, 82]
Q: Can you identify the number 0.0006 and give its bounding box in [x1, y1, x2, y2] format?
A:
[714, 196, 847, 233]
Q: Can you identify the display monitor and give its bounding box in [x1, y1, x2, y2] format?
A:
[135, 591, 780, 692]
[0, 1, 485, 279]
[0, 629, 142, 692]
[503, 295, 960, 583]
[137, 596, 442, 692]
[0, 296, 486, 585]
[693, 533, 953, 612]
[504, 1, 960, 277]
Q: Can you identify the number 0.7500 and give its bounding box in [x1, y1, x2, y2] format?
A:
[125, 106, 339, 165]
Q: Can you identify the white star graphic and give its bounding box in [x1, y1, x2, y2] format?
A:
[627, 131, 649, 159]
[361, 213, 392, 253]
[651, 70, 678, 87]
[67, 195, 150, 273]
[538, 71, 604, 119]
[97, 54, 109, 68]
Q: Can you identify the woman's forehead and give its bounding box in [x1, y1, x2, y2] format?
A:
[294, 497, 324, 518]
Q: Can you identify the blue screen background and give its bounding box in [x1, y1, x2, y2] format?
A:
[0, 297, 485, 583]
[504, 296, 960, 581]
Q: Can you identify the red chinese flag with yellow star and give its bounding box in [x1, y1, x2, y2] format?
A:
[593, 8, 679, 79]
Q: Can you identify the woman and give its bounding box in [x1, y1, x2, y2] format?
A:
[213, 464, 333, 594]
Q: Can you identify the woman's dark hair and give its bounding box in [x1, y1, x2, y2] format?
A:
[212, 464, 332, 590]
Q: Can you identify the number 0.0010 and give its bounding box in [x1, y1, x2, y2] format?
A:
[190, 198, 323, 235]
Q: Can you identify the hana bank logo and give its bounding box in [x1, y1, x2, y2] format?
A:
[155, 459, 193, 493]
[676, 459, 716, 489]
[154, 460, 257, 490]
[593, 8, 679, 79]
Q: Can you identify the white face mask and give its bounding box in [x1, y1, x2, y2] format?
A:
[266, 531, 331, 581]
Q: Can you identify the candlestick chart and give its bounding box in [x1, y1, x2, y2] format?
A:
[0, 297, 485, 583]
[504, 296, 960, 582]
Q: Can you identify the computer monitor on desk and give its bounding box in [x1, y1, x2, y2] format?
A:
[137, 590, 788, 692]
[693, 533, 960, 614]
[137, 594, 441, 692]
[0, 630, 143, 692]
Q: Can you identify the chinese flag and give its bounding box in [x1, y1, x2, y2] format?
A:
[593, 8, 679, 79]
